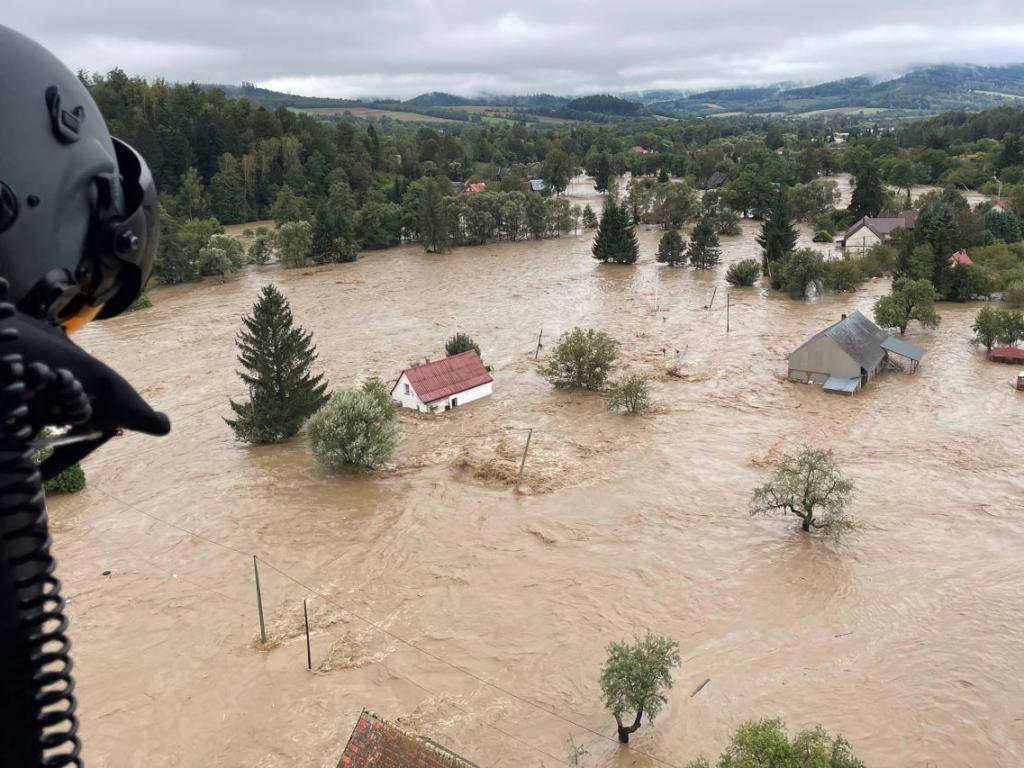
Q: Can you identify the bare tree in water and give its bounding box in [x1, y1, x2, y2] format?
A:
[599, 631, 680, 743]
[750, 448, 857, 538]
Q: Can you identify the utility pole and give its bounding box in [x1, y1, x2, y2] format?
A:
[534, 328, 544, 360]
[515, 428, 534, 492]
[726, 291, 730, 334]
[303, 598, 312, 671]
[253, 556, 266, 645]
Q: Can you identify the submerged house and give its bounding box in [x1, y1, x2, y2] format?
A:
[337, 710, 479, 768]
[842, 211, 917, 252]
[391, 350, 493, 413]
[788, 310, 926, 394]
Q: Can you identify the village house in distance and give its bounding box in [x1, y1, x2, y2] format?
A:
[391, 350, 493, 413]
[841, 210, 918, 252]
[788, 310, 926, 394]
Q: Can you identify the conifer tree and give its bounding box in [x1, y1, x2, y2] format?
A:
[849, 159, 885, 219]
[656, 229, 686, 267]
[594, 154, 613, 193]
[226, 284, 329, 444]
[687, 216, 722, 269]
[592, 198, 639, 264]
[311, 182, 358, 263]
[757, 190, 798, 285]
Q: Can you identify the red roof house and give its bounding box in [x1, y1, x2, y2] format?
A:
[391, 350, 494, 413]
[462, 182, 487, 195]
[337, 711, 479, 768]
[950, 249, 974, 266]
[993, 199, 1011, 212]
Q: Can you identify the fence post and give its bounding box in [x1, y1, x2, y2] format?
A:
[515, 428, 534, 492]
[253, 556, 267, 645]
[303, 598, 312, 671]
[534, 328, 544, 360]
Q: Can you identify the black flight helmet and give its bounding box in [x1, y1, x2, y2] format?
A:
[0, 24, 159, 330]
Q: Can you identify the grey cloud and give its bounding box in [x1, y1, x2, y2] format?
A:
[6, 1, 1024, 98]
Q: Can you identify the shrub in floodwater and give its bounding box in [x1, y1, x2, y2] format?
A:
[725, 259, 761, 287]
[823, 257, 865, 293]
[544, 327, 618, 390]
[683, 718, 864, 768]
[600, 630, 680, 744]
[778, 248, 825, 299]
[445, 332, 481, 359]
[606, 374, 651, 414]
[306, 381, 398, 470]
[126, 292, 152, 312]
[750, 447, 857, 539]
[812, 229, 833, 242]
[1004, 279, 1024, 308]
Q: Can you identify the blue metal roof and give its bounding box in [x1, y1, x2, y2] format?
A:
[823, 376, 860, 394]
[881, 336, 926, 361]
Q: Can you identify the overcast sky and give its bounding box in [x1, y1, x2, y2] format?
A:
[7, 1, 1024, 99]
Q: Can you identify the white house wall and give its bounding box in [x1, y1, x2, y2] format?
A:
[392, 375, 493, 413]
[788, 337, 860, 384]
[844, 228, 881, 253]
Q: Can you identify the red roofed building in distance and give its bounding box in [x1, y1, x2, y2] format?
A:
[337, 711, 479, 768]
[391, 350, 493, 413]
[462, 182, 486, 195]
[950, 249, 974, 266]
[993, 199, 1011, 212]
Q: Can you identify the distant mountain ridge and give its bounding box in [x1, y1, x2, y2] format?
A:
[204, 62, 1024, 119]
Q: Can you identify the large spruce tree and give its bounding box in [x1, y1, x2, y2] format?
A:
[756, 190, 798, 285]
[592, 198, 639, 264]
[226, 284, 329, 444]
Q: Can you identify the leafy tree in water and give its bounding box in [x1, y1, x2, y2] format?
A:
[995, 309, 1024, 346]
[311, 182, 358, 263]
[545, 327, 618, 390]
[593, 154, 613, 193]
[270, 184, 309, 225]
[581, 205, 598, 229]
[778, 248, 825, 299]
[154, 213, 222, 284]
[656, 229, 686, 267]
[888, 159, 919, 202]
[972, 306, 1003, 350]
[848, 157, 885, 219]
[684, 718, 864, 768]
[873, 277, 941, 334]
[756, 191, 798, 284]
[726, 259, 761, 286]
[750, 448, 856, 538]
[542, 147, 575, 195]
[198, 233, 246, 279]
[606, 374, 651, 414]
[356, 200, 402, 250]
[592, 198, 639, 264]
[654, 182, 697, 229]
[226, 284, 329, 444]
[305, 380, 398, 470]
[983, 207, 1022, 243]
[1004, 279, 1024, 309]
[248, 229, 276, 265]
[600, 631, 680, 743]
[445, 333, 481, 358]
[687, 216, 722, 269]
[276, 220, 313, 268]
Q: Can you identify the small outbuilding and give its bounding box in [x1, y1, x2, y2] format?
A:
[527, 178, 547, 194]
[391, 350, 493, 413]
[788, 310, 926, 394]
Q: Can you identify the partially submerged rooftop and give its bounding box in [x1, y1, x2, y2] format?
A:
[337, 711, 479, 768]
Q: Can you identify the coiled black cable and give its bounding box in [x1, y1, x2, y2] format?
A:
[1, 294, 88, 768]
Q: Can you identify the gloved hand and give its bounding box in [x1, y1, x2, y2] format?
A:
[0, 279, 170, 479]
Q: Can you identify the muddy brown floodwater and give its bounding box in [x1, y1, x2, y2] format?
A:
[53, 178, 1023, 768]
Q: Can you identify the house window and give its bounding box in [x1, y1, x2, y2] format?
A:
[403, 383, 410, 396]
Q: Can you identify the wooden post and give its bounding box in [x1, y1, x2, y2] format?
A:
[515, 428, 534, 492]
[726, 291, 730, 334]
[253, 556, 266, 645]
[534, 328, 544, 360]
[303, 598, 312, 671]
[706, 286, 717, 311]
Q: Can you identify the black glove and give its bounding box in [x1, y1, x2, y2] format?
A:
[0, 279, 170, 479]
